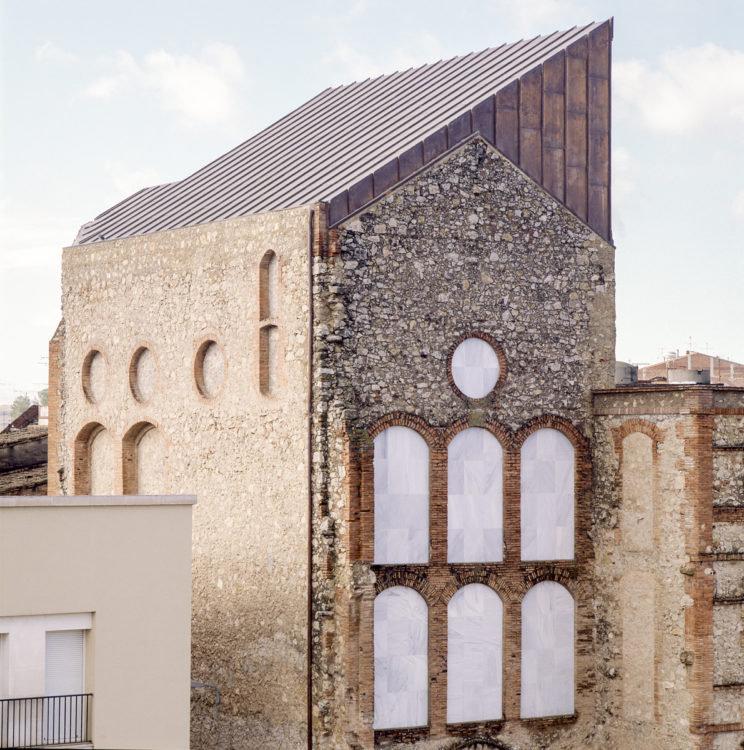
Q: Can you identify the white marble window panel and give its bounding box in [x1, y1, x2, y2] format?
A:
[521, 581, 574, 718]
[448, 428, 503, 562]
[521, 428, 574, 560]
[374, 427, 429, 564]
[451, 338, 500, 399]
[374, 587, 428, 729]
[447, 584, 503, 723]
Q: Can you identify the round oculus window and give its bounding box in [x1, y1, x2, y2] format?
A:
[451, 338, 500, 399]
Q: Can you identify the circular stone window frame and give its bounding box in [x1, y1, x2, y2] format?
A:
[447, 331, 508, 404]
[81, 347, 109, 405]
[128, 343, 160, 405]
[193, 336, 227, 401]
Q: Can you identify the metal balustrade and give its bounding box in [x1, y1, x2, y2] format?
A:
[0, 694, 91, 748]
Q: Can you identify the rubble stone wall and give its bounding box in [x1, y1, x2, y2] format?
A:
[54, 208, 312, 749]
[311, 137, 615, 749]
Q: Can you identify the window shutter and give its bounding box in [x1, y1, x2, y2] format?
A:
[45, 630, 84, 695]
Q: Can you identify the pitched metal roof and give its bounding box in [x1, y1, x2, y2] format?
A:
[74, 21, 608, 246]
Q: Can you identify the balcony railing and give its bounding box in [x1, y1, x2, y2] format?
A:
[0, 694, 91, 748]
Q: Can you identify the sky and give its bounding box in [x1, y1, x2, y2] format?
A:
[1, 0, 743, 404]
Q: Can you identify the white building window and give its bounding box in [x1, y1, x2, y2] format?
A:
[521, 581, 574, 718]
[46, 630, 84, 695]
[447, 584, 503, 723]
[374, 586, 428, 729]
[521, 428, 574, 560]
[374, 426, 429, 564]
[448, 428, 503, 562]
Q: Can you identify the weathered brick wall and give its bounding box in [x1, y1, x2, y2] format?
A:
[56, 208, 312, 749]
[593, 387, 744, 750]
[311, 137, 615, 749]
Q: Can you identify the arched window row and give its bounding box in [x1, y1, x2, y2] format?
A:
[74, 421, 167, 496]
[373, 582, 574, 728]
[372, 423, 578, 564]
[78, 252, 282, 406]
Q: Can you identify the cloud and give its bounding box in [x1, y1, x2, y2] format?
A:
[482, 0, 586, 39]
[84, 44, 248, 131]
[615, 44, 744, 134]
[323, 31, 451, 85]
[34, 41, 78, 63]
[612, 146, 634, 204]
[733, 190, 744, 223]
[104, 162, 163, 202]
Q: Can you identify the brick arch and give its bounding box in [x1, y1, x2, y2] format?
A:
[73, 420, 115, 495]
[366, 411, 438, 448]
[447, 330, 508, 404]
[374, 574, 437, 607]
[513, 414, 588, 451]
[122, 419, 169, 494]
[515, 568, 579, 602]
[440, 575, 515, 606]
[446, 738, 516, 750]
[441, 416, 514, 451]
[611, 418, 665, 454]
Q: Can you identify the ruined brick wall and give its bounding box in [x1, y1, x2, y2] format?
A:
[310, 137, 615, 749]
[593, 386, 744, 750]
[55, 208, 312, 749]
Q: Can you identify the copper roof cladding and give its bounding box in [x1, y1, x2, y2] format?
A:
[74, 20, 612, 246]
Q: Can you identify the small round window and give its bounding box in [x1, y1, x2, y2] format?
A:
[130, 346, 157, 403]
[451, 337, 500, 399]
[82, 349, 107, 404]
[194, 340, 225, 399]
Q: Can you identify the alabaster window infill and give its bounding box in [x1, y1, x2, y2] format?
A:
[520, 428, 574, 561]
[83, 350, 107, 404]
[520, 581, 574, 718]
[374, 426, 429, 564]
[448, 428, 503, 563]
[447, 584, 503, 724]
[135, 426, 166, 495]
[89, 427, 115, 495]
[195, 341, 225, 398]
[131, 347, 157, 403]
[451, 338, 500, 399]
[374, 586, 428, 730]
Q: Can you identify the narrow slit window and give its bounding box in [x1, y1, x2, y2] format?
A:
[259, 325, 278, 396]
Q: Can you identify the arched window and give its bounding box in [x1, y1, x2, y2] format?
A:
[447, 584, 503, 723]
[374, 426, 429, 564]
[520, 428, 574, 560]
[123, 422, 166, 495]
[374, 586, 428, 729]
[259, 251, 279, 396]
[521, 581, 574, 718]
[74, 423, 115, 495]
[259, 250, 278, 320]
[448, 428, 503, 562]
[88, 426, 115, 495]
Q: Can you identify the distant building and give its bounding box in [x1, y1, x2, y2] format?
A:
[0, 493, 194, 749]
[0, 405, 48, 496]
[0, 405, 11, 432]
[47, 17, 744, 750]
[640, 350, 744, 386]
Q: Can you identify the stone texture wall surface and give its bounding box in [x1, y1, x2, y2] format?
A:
[592, 389, 744, 750]
[55, 208, 312, 749]
[310, 138, 615, 749]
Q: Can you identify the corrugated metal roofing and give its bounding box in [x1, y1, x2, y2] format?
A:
[74, 22, 606, 246]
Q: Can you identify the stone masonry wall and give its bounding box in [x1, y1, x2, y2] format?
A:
[55, 208, 312, 749]
[593, 387, 744, 750]
[310, 137, 615, 749]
